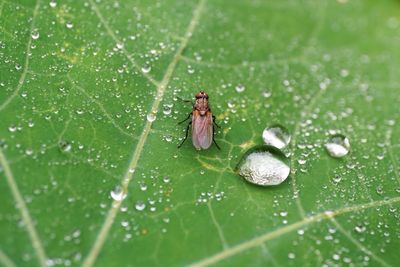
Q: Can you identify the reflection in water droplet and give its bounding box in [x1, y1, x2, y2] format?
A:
[110, 186, 127, 201]
[237, 146, 290, 186]
[262, 124, 291, 150]
[325, 134, 350, 158]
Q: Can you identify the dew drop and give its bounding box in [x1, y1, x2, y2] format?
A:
[59, 141, 71, 152]
[237, 145, 290, 186]
[116, 42, 124, 49]
[325, 134, 350, 158]
[66, 21, 74, 29]
[110, 186, 127, 201]
[15, 64, 22, 70]
[354, 225, 366, 233]
[235, 84, 245, 93]
[262, 124, 291, 150]
[31, 30, 40, 40]
[146, 112, 156, 122]
[135, 201, 146, 211]
[262, 90, 272, 98]
[49, 0, 57, 8]
[141, 65, 151, 73]
[187, 65, 195, 74]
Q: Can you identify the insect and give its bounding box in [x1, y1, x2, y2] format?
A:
[178, 91, 220, 150]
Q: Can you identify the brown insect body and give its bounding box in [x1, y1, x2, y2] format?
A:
[178, 91, 220, 150]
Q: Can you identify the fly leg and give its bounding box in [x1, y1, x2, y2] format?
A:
[177, 96, 194, 106]
[178, 113, 192, 125]
[178, 121, 192, 148]
[212, 115, 221, 128]
[212, 124, 221, 150]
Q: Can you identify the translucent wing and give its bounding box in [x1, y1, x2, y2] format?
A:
[192, 111, 213, 150]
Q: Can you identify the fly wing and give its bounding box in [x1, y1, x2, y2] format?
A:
[192, 111, 213, 150]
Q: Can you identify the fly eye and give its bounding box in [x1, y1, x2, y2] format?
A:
[205, 96, 209, 99]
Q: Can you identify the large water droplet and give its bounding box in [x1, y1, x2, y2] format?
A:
[262, 124, 291, 150]
[237, 146, 290, 186]
[325, 134, 350, 158]
[110, 186, 127, 201]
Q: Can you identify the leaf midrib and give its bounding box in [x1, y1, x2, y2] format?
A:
[81, 1, 207, 266]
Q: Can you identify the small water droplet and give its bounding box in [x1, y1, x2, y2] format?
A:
[163, 176, 170, 183]
[237, 145, 290, 186]
[187, 65, 195, 74]
[325, 134, 350, 158]
[146, 112, 156, 122]
[262, 90, 272, 98]
[110, 186, 127, 201]
[354, 225, 366, 233]
[262, 124, 291, 150]
[235, 84, 245, 93]
[135, 201, 146, 211]
[141, 65, 151, 73]
[116, 42, 124, 49]
[49, 0, 57, 8]
[331, 175, 342, 185]
[163, 105, 172, 115]
[15, 64, 22, 70]
[8, 125, 17, 132]
[31, 30, 39, 40]
[66, 21, 74, 29]
[59, 141, 72, 152]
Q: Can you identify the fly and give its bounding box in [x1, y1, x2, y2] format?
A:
[178, 91, 220, 150]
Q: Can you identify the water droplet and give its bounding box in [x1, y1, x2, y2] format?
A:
[110, 186, 127, 201]
[288, 253, 295, 259]
[49, 0, 57, 8]
[116, 42, 124, 49]
[141, 65, 151, 73]
[262, 90, 272, 98]
[237, 145, 290, 186]
[135, 201, 146, 211]
[8, 125, 17, 132]
[66, 21, 74, 29]
[235, 84, 245, 93]
[146, 112, 156, 122]
[325, 134, 350, 158]
[187, 65, 195, 74]
[15, 64, 22, 70]
[262, 124, 291, 150]
[59, 141, 71, 152]
[331, 175, 342, 185]
[31, 30, 39, 40]
[163, 105, 172, 115]
[354, 225, 366, 233]
[163, 176, 170, 183]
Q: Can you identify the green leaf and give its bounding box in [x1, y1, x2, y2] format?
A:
[1, 0, 400, 266]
